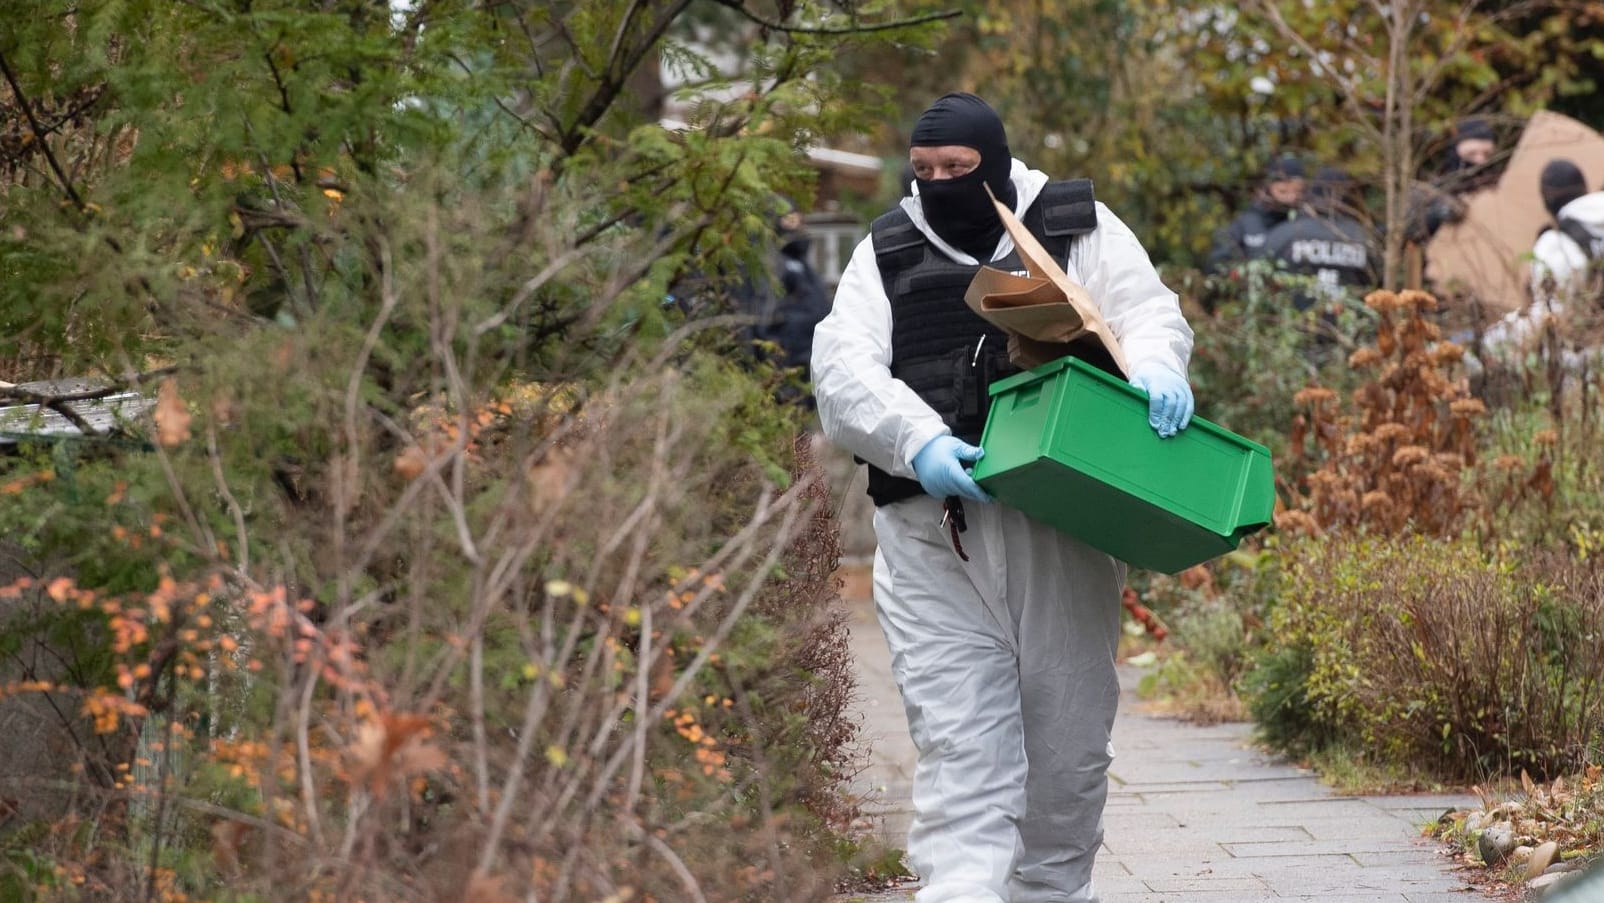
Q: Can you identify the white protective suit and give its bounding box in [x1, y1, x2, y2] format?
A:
[1484, 191, 1604, 355]
[813, 160, 1193, 903]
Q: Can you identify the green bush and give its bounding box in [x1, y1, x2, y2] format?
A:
[1243, 638, 1331, 758]
[1257, 532, 1604, 781]
[1132, 544, 1283, 722]
[1185, 261, 1375, 456]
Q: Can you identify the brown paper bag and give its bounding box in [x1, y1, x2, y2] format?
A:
[963, 190, 1129, 376]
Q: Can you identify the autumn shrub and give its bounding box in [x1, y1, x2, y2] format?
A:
[1250, 289, 1604, 782]
[1274, 289, 1490, 538]
[0, 171, 868, 901]
[1263, 532, 1604, 782]
[0, 345, 859, 901]
[0, 0, 946, 895]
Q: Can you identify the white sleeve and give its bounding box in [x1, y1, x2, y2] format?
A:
[810, 237, 950, 478]
[1530, 230, 1585, 301]
[1065, 203, 1194, 379]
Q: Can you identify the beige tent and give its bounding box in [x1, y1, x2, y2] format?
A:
[1426, 111, 1604, 319]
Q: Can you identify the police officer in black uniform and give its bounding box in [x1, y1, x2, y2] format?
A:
[1206, 154, 1306, 273]
[1261, 165, 1377, 311]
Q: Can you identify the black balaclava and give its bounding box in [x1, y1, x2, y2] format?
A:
[1266, 154, 1306, 182]
[1539, 158, 1587, 219]
[1454, 118, 1495, 157]
[909, 92, 1017, 259]
[1443, 117, 1496, 177]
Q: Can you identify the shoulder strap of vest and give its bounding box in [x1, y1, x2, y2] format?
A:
[1029, 178, 1098, 238]
[1557, 217, 1600, 261]
[1021, 179, 1097, 264]
[871, 206, 925, 275]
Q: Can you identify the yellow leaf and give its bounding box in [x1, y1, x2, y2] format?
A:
[545, 745, 569, 768]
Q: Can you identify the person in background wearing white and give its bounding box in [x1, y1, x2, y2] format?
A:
[1482, 159, 1604, 361]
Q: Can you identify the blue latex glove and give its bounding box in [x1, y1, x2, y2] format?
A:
[1130, 366, 1195, 439]
[911, 435, 992, 503]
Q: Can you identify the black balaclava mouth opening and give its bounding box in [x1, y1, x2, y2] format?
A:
[910, 92, 1017, 260]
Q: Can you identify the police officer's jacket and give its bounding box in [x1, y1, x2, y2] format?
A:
[1259, 211, 1376, 310]
[1206, 201, 1291, 274]
[811, 159, 1195, 507]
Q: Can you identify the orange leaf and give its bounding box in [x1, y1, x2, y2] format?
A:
[154, 378, 192, 448]
[393, 445, 429, 481]
[345, 713, 447, 798]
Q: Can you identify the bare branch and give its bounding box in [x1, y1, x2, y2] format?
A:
[558, 0, 693, 157]
[472, 247, 587, 336]
[335, 235, 402, 607]
[0, 47, 88, 212]
[207, 421, 251, 573]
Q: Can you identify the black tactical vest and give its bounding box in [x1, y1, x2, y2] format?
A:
[1556, 217, 1604, 262]
[864, 179, 1098, 506]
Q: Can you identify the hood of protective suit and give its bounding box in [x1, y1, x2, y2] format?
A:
[1555, 192, 1604, 234]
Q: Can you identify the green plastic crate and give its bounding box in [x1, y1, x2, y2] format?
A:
[971, 356, 1275, 574]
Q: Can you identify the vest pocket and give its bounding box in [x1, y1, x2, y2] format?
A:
[950, 338, 1019, 441]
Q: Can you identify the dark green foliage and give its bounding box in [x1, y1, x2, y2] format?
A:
[1185, 261, 1376, 457]
[1243, 637, 1332, 758]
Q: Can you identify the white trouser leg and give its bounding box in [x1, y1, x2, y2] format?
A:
[1003, 506, 1124, 903]
[872, 496, 1123, 903]
[874, 496, 1022, 903]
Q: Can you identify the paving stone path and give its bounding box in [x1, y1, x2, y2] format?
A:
[837, 570, 1492, 903]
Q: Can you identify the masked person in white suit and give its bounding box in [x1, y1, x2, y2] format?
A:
[1481, 158, 1604, 364]
[811, 93, 1195, 903]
